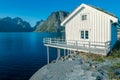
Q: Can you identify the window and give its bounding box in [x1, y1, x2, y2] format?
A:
[80, 30, 89, 39]
[82, 15, 87, 20]
[81, 31, 84, 39]
[85, 31, 89, 39]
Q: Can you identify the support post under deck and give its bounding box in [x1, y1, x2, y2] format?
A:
[57, 48, 61, 59]
[67, 50, 70, 55]
[64, 49, 66, 56]
[47, 46, 49, 64]
[70, 50, 72, 55]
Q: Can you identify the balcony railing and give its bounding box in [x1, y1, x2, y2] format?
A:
[43, 38, 111, 55]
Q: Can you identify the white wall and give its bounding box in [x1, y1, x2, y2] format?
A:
[65, 5, 118, 47]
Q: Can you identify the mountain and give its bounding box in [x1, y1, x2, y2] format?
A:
[0, 11, 69, 32]
[34, 20, 44, 30]
[35, 11, 69, 32]
[0, 17, 34, 32]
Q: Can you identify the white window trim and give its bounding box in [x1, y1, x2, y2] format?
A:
[80, 13, 89, 21]
[82, 15, 87, 20]
[80, 30, 89, 39]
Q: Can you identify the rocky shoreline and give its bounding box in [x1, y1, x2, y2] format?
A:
[30, 53, 120, 80]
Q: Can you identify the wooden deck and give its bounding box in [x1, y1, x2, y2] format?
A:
[43, 38, 111, 55]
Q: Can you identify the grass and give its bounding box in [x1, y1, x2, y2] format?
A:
[102, 41, 120, 80]
[93, 57, 105, 62]
[111, 62, 120, 69]
[78, 40, 120, 62]
[79, 52, 105, 62]
[107, 48, 120, 80]
[107, 71, 119, 80]
[106, 62, 120, 80]
[107, 40, 120, 59]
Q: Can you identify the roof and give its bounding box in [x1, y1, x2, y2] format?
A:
[88, 4, 117, 18]
[61, 3, 118, 26]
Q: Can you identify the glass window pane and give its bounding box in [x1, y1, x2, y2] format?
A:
[82, 15, 87, 20]
[81, 31, 84, 39]
[85, 31, 89, 39]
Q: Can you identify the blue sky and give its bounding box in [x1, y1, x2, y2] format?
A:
[0, 0, 120, 26]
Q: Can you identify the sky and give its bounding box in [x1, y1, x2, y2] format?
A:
[0, 0, 120, 27]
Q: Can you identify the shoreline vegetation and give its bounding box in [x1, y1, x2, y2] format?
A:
[30, 41, 120, 80]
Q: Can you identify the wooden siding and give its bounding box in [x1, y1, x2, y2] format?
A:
[65, 4, 118, 47]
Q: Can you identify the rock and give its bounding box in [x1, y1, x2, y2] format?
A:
[30, 54, 115, 80]
[91, 69, 108, 80]
[92, 65, 97, 69]
[79, 59, 83, 65]
[114, 68, 120, 78]
[96, 76, 103, 80]
[68, 58, 72, 61]
[52, 60, 56, 63]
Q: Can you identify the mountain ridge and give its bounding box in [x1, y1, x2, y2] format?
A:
[0, 17, 35, 32]
[0, 11, 69, 32]
[35, 11, 70, 32]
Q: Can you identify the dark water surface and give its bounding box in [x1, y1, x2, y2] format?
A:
[0, 32, 58, 80]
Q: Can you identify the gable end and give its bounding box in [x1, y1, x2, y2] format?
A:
[61, 6, 85, 26]
[61, 3, 118, 26]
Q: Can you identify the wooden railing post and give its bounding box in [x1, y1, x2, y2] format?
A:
[49, 38, 51, 44]
[76, 41, 78, 51]
[57, 39, 58, 45]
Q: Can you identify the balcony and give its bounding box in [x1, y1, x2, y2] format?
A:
[43, 38, 111, 55]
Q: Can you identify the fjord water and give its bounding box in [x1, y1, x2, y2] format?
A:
[0, 32, 58, 80]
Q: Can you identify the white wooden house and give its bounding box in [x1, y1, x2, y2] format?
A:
[44, 3, 120, 63]
[60, 3, 119, 54]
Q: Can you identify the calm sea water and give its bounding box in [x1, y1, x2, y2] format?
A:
[0, 32, 59, 80]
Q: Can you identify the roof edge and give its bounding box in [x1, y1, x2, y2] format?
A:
[61, 3, 86, 26]
[61, 3, 118, 26]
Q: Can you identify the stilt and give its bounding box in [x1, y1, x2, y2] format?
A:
[47, 46, 49, 64]
[64, 49, 66, 56]
[67, 50, 70, 55]
[57, 48, 60, 59]
[70, 50, 71, 55]
[74, 50, 77, 55]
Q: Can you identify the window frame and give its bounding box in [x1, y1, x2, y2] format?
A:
[81, 15, 87, 20]
[80, 30, 89, 39]
[81, 31, 84, 39]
